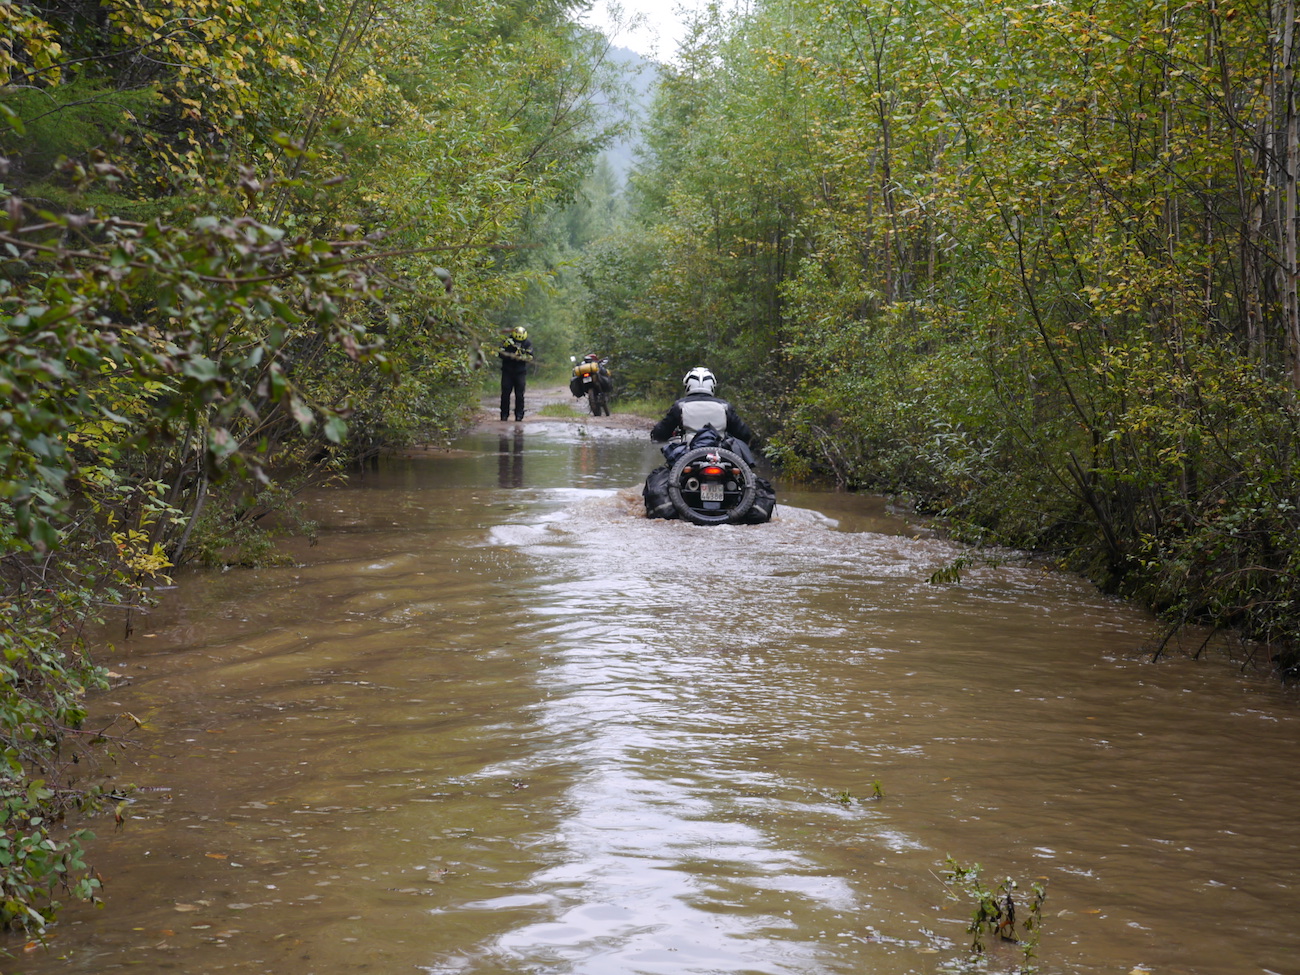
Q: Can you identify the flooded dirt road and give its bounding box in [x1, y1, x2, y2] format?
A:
[13, 420, 1300, 975]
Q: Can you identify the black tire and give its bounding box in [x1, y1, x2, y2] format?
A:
[588, 388, 606, 416]
[667, 446, 757, 526]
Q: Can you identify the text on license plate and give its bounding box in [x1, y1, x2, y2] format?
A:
[701, 482, 725, 502]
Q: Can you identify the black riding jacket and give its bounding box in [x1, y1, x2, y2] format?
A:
[650, 392, 753, 444]
[498, 337, 533, 376]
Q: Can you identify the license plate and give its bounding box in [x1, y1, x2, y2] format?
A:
[700, 482, 724, 502]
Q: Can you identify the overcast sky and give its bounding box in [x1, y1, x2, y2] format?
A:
[580, 0, 739, 62]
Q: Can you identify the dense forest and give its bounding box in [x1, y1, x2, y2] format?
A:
[2, 0, 1299, 935]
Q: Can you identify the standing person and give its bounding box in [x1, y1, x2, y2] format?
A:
[498, 325, 534, 421]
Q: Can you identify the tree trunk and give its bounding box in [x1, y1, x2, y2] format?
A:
[1281, 0, 1300, 386]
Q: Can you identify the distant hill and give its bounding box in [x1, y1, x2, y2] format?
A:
[598, 45, 659, 185]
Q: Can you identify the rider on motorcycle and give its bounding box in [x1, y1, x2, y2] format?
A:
[651, 366, 754, 446]
[643, 366, 773, 523]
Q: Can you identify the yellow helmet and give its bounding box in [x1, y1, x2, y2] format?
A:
[511, 326, 528, 341]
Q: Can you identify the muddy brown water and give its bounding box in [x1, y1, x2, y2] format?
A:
[12, 422, 1300, 975]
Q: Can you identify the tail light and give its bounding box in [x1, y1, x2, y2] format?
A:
[701, 465, 725, 477]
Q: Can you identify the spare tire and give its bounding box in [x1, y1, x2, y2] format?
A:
[666, 446, 758, 526]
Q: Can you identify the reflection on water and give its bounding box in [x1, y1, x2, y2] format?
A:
[498, 430, 525, 489]
[16, 425, 1300, 975]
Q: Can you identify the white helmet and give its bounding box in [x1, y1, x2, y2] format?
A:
[683, 366, 716, 396]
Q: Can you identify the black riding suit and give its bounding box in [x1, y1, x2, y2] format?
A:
[498, 336, 533, 420]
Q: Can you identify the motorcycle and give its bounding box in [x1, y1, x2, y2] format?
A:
[570, 355, 612, 416]
[644, 426, 776, 526]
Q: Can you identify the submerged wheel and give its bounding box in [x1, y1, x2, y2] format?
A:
[667, 446, 758, 526]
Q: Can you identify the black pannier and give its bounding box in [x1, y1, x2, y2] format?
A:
[643, 465, 676, 519]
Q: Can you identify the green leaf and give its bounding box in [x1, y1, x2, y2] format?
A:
[323, 415, 348, 443]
